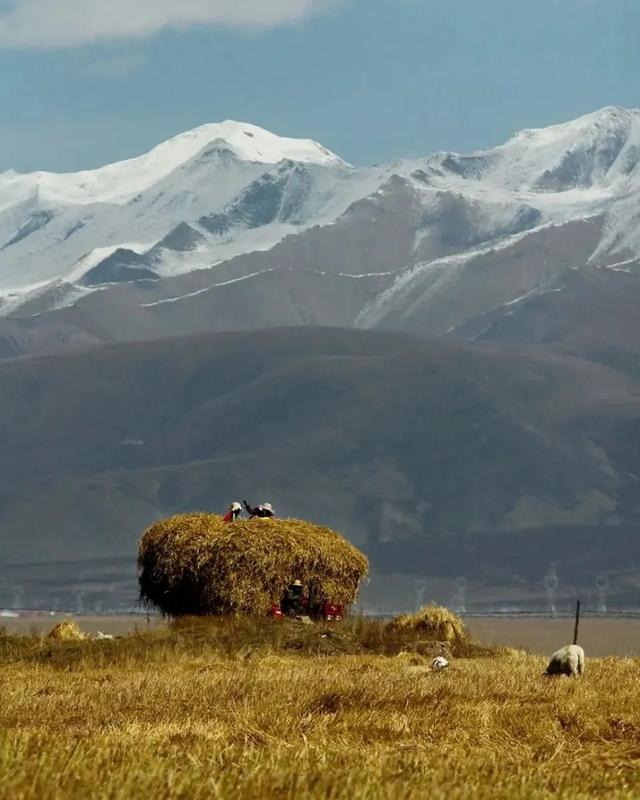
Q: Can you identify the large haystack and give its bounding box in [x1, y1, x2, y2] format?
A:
[389, 605, 468, 645]
[138, 513, 369, 617]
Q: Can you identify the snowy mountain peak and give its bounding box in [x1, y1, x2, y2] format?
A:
[513, 106, 639, 140]
[504, 106, 640, 162]
[478, 106, 640, 191]
[0, 120, 346, 210]
[166, 120, 347, 168]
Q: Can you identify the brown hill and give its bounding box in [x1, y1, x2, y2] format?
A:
[1, 327, 639, 597]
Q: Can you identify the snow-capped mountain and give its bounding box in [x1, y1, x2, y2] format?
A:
[0, 120, 368, 307]
[1, 119, 345, 208]
[1, 107, 640, 349]
[432, 105, 640, 191]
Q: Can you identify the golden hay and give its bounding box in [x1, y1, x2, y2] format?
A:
[47, 620, 85, 641]
[138, 513, 369, 617]
[389, 605, 468, 644]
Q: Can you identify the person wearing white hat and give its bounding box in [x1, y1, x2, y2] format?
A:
[282, 579, 305, 617]
[243, 500, 276, 519]
[222, 502, 243, 522]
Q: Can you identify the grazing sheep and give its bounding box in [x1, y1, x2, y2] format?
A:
[431, 656, 449, 670]
[545, 644, 585, 677]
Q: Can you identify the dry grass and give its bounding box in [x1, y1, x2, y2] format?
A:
[46, 620, 85, 641]
[0, 618, 639, 799]
[389, 604, 469, 645]
[138, 513, 369, 616]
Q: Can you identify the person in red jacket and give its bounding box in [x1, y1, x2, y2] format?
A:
[223, 502, 242, 522]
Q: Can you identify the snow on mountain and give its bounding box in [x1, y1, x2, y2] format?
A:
[1, 108, 640, 323]
[430, 106, 640, 192]
[0, 120, 346, 208]
[0, 123, 370, 301]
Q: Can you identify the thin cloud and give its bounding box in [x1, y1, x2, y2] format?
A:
[0, 0, 338, 48]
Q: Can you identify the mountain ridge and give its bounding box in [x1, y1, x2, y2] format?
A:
[2, 105, 640, 327]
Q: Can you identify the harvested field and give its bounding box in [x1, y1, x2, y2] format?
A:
[1, 617, 640, 799]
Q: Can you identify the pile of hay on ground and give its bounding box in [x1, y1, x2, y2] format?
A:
[138, 513, 369, 617]
[389, 605, 467, 645]
[47, 620, 85, 641]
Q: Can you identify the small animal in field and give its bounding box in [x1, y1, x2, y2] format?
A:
[431, 656, 449, 670]
[545, 644, 585, 677]
[96, 631, 114, 640]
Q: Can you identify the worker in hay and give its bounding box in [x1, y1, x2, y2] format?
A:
[243, 500, 276, 519]
[223, 502, 243, 523]
[281, 579, 305, 617]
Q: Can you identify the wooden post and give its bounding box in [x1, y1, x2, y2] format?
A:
[573, 599, 581, 645]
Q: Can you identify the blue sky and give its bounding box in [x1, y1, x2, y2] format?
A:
[0, 0, 638, 172]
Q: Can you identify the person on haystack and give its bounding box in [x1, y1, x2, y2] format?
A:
[243, 500, 275, 519]
[223, 502, 243, 522]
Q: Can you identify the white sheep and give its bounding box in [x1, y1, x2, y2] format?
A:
[545, 644, 585, 677]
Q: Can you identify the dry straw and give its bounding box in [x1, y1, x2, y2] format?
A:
[138, 513, 369, 617]
[47, 621, 85, 641]
[389, 605, 468, 644]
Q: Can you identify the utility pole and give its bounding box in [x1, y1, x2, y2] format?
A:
[573, 600, 581, 645]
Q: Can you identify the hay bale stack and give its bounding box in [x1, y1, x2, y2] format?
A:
[47, 620, 85, 641]
[389, 605, 468, 645]
[138, 513, 369, 617]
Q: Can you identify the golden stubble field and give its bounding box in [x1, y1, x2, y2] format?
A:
[1, 620, 639, 800]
